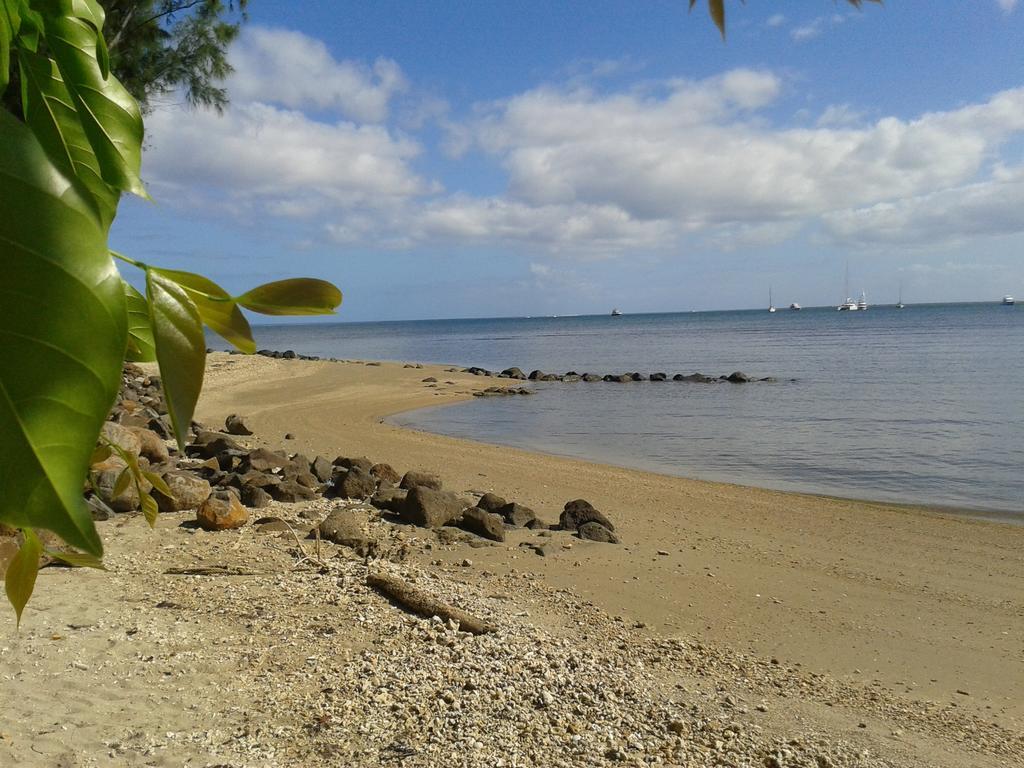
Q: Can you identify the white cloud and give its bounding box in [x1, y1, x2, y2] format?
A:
[997, 0, 1018, 13]
[460, 76, 1024, 244]
[766, 14, 786, 28]
[824, 165, 1024, 247]
[227, 27, 407, 122]
[791, 14, 847, 42]
[143, 102, 429, 216]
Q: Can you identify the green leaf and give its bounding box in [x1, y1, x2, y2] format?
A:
[123, 280, 155, 362]
[42, 547, 105, 569]
[0, 0, 16, 93]
[235, 278, 342, 316]
[140, 493, 158, 527]
[151, 268, 255, 354]
[41, 2, 147, 199]
[89, 444, 112, 464]
[143, 470, 173, 500]
[0, 110, 124, 556]
[112, 465, 131, 498]
[146, 269, 206, 451]
[5, 529, 41, 626]
[17, 45, 119, 229]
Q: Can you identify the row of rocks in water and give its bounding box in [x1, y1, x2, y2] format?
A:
[87, 364, 618, 550]
[466, 366, 775, 384]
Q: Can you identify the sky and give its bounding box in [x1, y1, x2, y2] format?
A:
[110, 0, 1024, 321]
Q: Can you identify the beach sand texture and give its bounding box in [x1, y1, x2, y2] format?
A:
[2, 353, 1021, 766]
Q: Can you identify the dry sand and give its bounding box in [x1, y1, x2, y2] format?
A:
[2, 352, 1021, 767]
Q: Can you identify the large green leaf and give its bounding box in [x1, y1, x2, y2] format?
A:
[5, 529, 41, 626]
[0, 0, 17, 92]
[236, 278, 342, 316]
[146, 269, 206, 451]
[123, 279, 155, 362]
[18, 46, 119, 228]
[41, 0, 146, 199]
[0, 109, 124, 556]
[152, 268, 255, 354]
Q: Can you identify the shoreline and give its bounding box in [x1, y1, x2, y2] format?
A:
[193, 354, 1024, 725]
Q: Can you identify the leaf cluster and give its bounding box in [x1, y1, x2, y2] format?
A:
[1, 0, 340, 623]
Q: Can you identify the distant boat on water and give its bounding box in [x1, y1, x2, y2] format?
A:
[1003, 295, 1016, 306]
[857, 291, 868, 311]
[789, 302, 801, 311]
[611, 308, 622, 316]
[897, 283, 904, 309]
[837, 263, 860, 310]
[768, 287, 776, 313]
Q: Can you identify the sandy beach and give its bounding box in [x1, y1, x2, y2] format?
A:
[3, 353, 1022, 767]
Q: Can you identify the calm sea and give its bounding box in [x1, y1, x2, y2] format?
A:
[221, 304, 1024, 517]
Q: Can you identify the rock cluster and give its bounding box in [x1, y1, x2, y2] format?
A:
[465, 366, 777, 384]
[88, 365, 620, 552]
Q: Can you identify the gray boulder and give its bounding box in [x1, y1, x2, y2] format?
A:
[157, 471, 212, 512]
[224, 413, 254, 435]
[498, 502, 537, 528]
[399, 470, 443, 491]
[401, 486, 469, 528]
[333, 467, 377, 499]
[458, 507, 505, 542]
[477, 492, 507, 513]
[577, 521, 620, 544]
[559, 499, 615, 532]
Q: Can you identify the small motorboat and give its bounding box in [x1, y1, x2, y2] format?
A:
[837, 298, 858, 311]
[611, 308, 623, 316]
[1003, 295, 1015, 306]
[789, 302, 801, 311]
[857, 291, 868, 311]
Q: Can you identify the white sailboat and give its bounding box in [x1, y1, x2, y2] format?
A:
[897, 283, 904, 309]
[857, 291, 868, 311]
[768, 287, 776, 313]
[837, 263, 860, 310]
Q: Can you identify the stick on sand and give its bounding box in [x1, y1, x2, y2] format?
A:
[366, 571, 494, 635]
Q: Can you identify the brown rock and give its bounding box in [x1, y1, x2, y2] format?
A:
[333, 468, 377, 499]
[477, 492, 507, 513]
[245, 447, 293, 473]
[577, 521, 620, 543]
[127, 427, 170, 464]
[241, 485, 273, 508]
[268, 480, 317, 503]
[334, 456, 373, 473]
[399, 470, 443, 491]
[401, 486, 469, 528]
[196, 492, 249, 531]
[459, 507, 506, 542]
[317, 508, 372, 552]
[100, 421, 142, 458]
[370, 488, 407, 513]
[157, 471, 212, 512]
[370, 462, 401, 487]
[310, 455, 334, 483]
[224, 413, 254, 435]
[90, 461, 151, 513]
[559, 499, 615, 532]
[498, 502, 537, 528]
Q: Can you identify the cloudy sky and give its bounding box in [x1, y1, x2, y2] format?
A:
[111, 1, 1024, 320]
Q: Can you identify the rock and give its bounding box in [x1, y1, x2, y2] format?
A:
[726, 371, 751, 383]
[559, 499, 615, 531]
[187, 434, 244, 460]
[236, 471, 281, 489]
[577, 521, 620, 543]
[401, 486, 469, 528]
[436, 527, 466, 545]
[241, 485, 273, 508]
[317, 508, 373, 553]
[224, 413, 254, 435]
[268, 480, 317, 503]
[100, 421, 142, 458]
[127, 427, 170, 463]
[310, 455, 334, 483]
[90, 459, 151, 512]
[650, 372, 668, 382]
[421, 376, 438, 383]
[528, 370, 545, 380]
[477, 492, 507, 513]
[196, 492, 248, 530]
[334, 456, 374, 473]
[284, 433, 295, 440]
[399, 470, 443, 491]
[245, 447, 293, 473]
[370, 488, 408, 513]
[285, 468, 322, 489]
[370, 462, 401, 487]
[630, 372, 647, 381]
[458, 507, 506, 542]
[582, 373, 602, 382]
[498, 502, 537, 528]
[156, 471, 212, 512]
[501, 367, 526, 379]
[612, 374, 632, 383]
[333, 467, 377, 499]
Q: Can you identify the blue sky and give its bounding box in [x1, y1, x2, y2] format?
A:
[111, 1, 1024, 321]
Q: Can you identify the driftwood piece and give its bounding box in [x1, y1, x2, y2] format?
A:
[366, 571, 494, 635]
[164, 564, 266, 576]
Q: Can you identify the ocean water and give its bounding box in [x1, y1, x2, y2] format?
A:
[224, 304, 1024, 516]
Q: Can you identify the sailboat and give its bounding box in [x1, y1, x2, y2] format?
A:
[897, 283, 904, 309]
[837, 263, 859, 310]
[768, 287, 776, 313]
